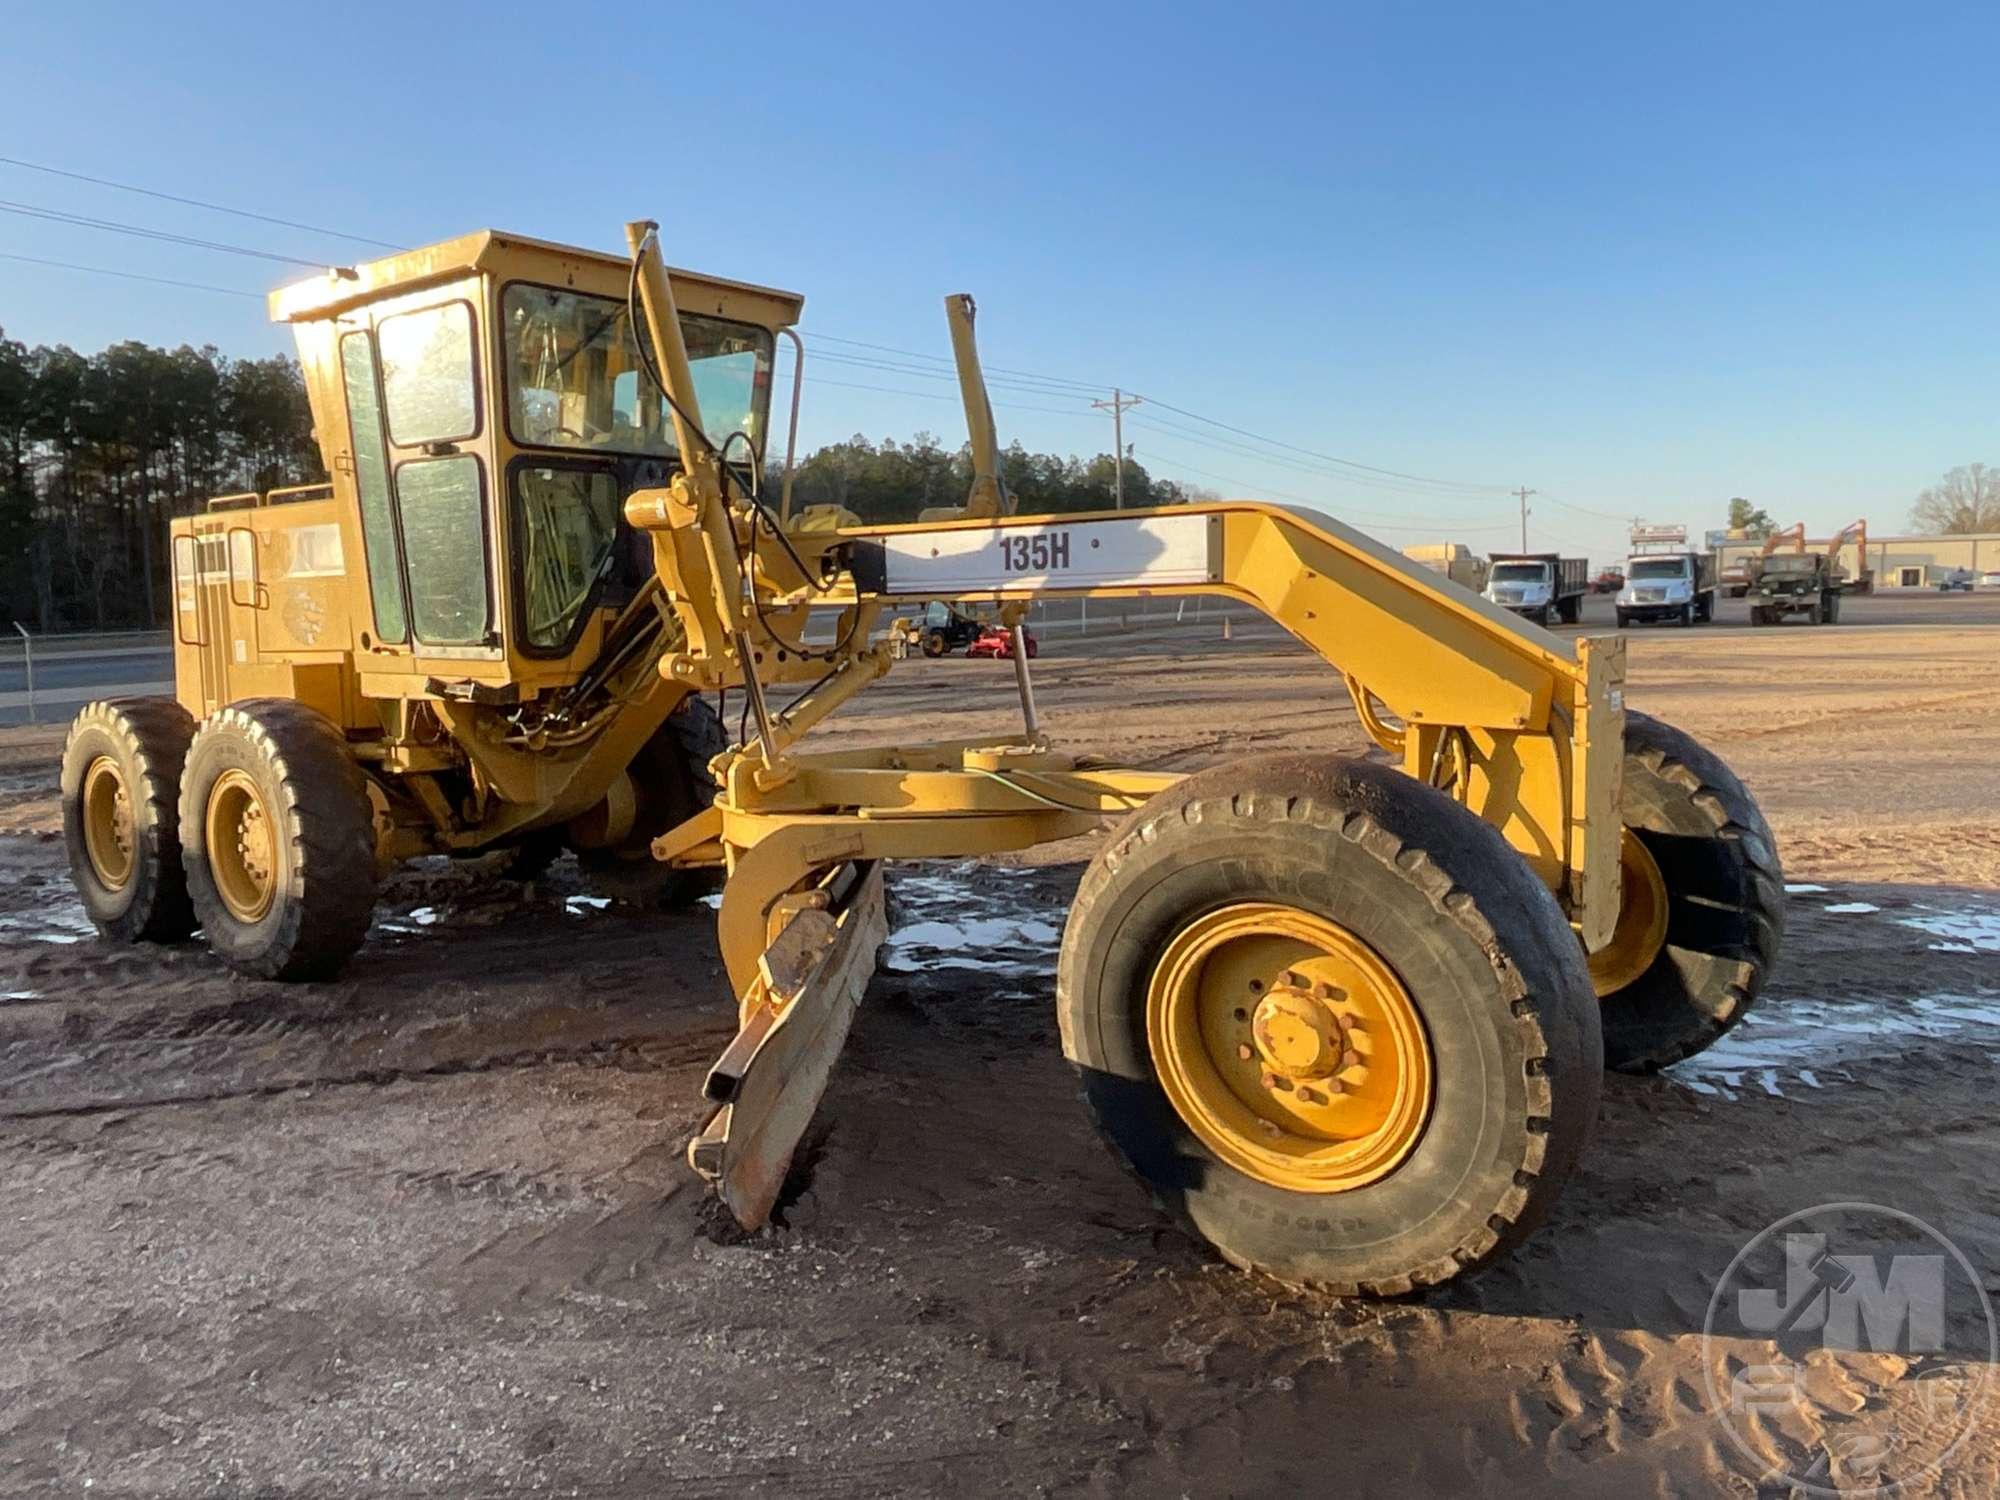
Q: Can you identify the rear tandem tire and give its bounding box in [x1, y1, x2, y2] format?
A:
[1593, 713, 1784, 1072]
[575, 694, 726, 908]
[61, 697, 198, 943]
[180, 699, 379, 981]
[1057, 754, 1602, 1294]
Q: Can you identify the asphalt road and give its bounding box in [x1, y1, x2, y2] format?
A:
[0, 647, 175, 727]
[3, 587, 1993, 729]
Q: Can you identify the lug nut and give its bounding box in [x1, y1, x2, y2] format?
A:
[1237, 1044, 1254, 1061]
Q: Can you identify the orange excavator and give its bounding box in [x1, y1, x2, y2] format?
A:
[1824, 518, 1871, 591]
[1759, 522, 1807, 558]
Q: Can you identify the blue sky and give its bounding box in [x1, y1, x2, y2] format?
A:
[4, 1, 1995, 562]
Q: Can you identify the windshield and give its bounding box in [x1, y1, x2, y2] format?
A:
[1761, 555, 1817, 573]
[502, 284, 774, 460]
[1628, 559, 1688, 580]
[1489, 562, 1549, 583]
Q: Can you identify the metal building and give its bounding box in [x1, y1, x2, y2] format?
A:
[1713, 530, 1999, 588]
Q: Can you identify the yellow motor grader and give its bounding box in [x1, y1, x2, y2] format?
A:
[60, 221, 1781, 1292]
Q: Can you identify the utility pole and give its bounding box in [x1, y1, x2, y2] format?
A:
[1092, 389, 1143, 507]
[1512, 486, 1537, 551]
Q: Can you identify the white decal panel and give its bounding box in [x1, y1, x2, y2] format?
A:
[878, 514, 1215, 594]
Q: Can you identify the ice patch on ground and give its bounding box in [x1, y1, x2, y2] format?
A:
[0, 902, 97, 945]
[1823, 902, 1880, 914]
[1669, 991, 2000, 1100]
[1785, 884, 1829, 894]
[2, 990, 42, 1002]
[376, 905, 451, 936]
[884, 865, 1064, 977]
[565, 895, 613, 916]
[1898, 911, 2000, 953]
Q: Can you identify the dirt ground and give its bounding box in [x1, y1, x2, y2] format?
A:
[2, 604, 1997, 1497]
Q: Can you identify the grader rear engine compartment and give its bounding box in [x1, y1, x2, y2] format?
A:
[58, 219, 1783, 1293]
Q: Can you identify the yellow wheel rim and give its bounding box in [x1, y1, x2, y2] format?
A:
[1146, 903, 1433, 1194]
[81, 756, 136, 891]
[206, 768, 276, 923]
[1589, 828, 1670, 996]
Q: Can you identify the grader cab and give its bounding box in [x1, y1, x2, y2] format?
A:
[60, 220, 1783, 1293]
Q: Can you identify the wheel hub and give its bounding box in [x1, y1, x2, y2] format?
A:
[1250, 980, 1348, 1082]
[206, 768, 276, 923]
[1589, 828, 1670, 996]
[1147, 903, 1434, 1194]
[81, 756, 136, 891]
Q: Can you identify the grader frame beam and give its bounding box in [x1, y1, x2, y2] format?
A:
[614, 221, 1627, 1227]
[618, 227, 1624, 953]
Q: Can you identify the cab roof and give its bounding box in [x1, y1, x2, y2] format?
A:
[267, 229, 805, 328]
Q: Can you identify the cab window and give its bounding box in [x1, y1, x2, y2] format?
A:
[501, 283, 773, 458]
[377, 302, 479, 446]
[514, 464, 621, 649]
[394, 455, 490, 644]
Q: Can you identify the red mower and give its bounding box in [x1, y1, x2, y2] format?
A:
[965, 624, 1039, 659]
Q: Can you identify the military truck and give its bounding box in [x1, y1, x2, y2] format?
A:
[1745, 552, 1848, 625]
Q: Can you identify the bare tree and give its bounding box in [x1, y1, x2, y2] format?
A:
[1910, 463, 2000, 534]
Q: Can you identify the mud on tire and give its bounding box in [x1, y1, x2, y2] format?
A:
[61, 697, 198, 943]
[180, 699, 378, 981]
[1598, 712, 1784, 1072]
[1057, 754, 1602, 1295]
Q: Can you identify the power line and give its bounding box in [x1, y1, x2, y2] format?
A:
[1130, 437, 1516, 526]
[0, 155, 403, 250]
[0, 252, 262, 298]
[803, 374, 1097, 419]
[1132, 446, 1523, 534]
[0, 167, 1533, 507]
[1536, 490, 1638, 523]
[784, 347, 1100, 403]
[800, 330, 1106, 392]
[1126, 411, 1510, 502]
[1133, 392, 1509, 496]
[0, 199, 335, 268]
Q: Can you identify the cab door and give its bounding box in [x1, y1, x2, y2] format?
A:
[335, 282, 500, 665]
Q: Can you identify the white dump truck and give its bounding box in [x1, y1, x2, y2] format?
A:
[1482, 552, 1587, 626]
[1615, 551, 1717, 627]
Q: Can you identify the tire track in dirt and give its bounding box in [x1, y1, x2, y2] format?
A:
[0, 1028, 731, 1121]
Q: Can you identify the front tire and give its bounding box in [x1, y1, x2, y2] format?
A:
[1590, 713, 1783, 1072]
[61, 697, 198, 942]
[180, 700, 378, 981]
[1058, 755, 1601, 1294]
